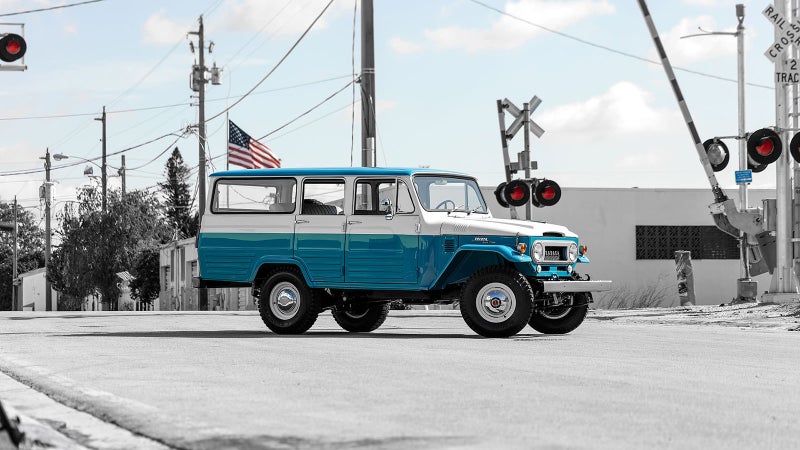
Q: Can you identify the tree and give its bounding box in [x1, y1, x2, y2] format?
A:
[159, 147, 197, 239]
[50, 186, 170, 310]
[0, 201, 44, 311]
[129, 248, 160, 307]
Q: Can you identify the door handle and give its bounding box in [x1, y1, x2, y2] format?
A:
[295, 219, 309, 224]
[347, 220, 362, 225]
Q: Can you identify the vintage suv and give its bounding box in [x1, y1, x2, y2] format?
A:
[195, 167, 611, 338]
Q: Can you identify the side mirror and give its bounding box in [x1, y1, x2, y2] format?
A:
[382, 199, 394, 220]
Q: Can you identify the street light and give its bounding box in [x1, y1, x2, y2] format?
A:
[681, 4, 752, 301]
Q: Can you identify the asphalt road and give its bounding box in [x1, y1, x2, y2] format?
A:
[0, 309, 798, 449]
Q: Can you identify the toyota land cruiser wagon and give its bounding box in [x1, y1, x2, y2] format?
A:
[194, 167, 610, 338]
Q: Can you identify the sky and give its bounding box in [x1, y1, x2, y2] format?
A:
[0, 0, 791, 216]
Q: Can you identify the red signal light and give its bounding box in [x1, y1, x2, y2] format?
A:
[747, 128, 782, 165]
[509, 186, 525, 201]
[532, 179, 561, 208]
[755, 138, 774, 156]
[503, 180, 530, 207]
[0, 33, 26, 63]
[5, 39, 20, 55]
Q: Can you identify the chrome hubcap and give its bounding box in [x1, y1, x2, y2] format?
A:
[476, 283, 516, 323]
[270, 282, 300, 320]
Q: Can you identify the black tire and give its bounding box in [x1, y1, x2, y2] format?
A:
[258, 268, 319, 334]
[332, 302, 390, 332]
[460, 266, 533, 338]
[529, 292, 589, 334]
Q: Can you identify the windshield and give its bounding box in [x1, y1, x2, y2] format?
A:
[413, 175, 488, 213]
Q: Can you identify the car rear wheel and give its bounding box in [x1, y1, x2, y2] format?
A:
[332, 302, 390, 332]
[529, 292, 589, 334]
[258, 268, 320, 334]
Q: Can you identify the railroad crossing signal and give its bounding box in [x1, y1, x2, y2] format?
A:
[494, 179, 561, 209]
[502, 96, 544, 140]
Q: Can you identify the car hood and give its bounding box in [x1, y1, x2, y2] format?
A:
[439, 215, 576, 238]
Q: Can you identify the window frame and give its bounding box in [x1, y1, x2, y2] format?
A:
[210, 177, 297, 214]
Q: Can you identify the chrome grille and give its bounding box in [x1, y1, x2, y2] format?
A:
[545, 246, 565, 261]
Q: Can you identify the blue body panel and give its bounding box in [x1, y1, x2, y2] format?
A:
[199, 231, 580, 291]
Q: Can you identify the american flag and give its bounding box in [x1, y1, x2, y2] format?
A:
[228, 120, 280, 169]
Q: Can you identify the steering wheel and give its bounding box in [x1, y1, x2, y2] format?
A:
[434, 200, 456, 210]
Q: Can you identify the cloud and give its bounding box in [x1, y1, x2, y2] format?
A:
[63, 24, 78, 34]
[142, 9, 191, 45]
[389, 37, 422, 55]
[656, 16, 736, 65]
[422, 0, 614, 52]
[537, 81, 682, 140]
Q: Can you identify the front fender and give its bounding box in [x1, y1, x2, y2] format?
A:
[429, 245, 531, 289]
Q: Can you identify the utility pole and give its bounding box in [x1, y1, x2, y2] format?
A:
[94, 106, 107, 212]
[42, 149, 53, 311]
[189, 15, 216, 311]
[361, 0, 376, 167]
[119, 155, 126, 196]
[190, 16, 208, 217]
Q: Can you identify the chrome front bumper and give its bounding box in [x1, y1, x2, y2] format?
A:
[541, 280, 613, 293]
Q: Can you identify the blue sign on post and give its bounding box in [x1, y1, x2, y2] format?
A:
[735, 169, 753, 184]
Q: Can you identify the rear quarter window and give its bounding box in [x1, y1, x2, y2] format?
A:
[211, 178, 297, 213]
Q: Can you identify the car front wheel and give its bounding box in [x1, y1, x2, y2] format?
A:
[460, 266, 533, 338]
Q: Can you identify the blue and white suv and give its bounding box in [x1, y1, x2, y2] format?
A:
[194, 167, 611, 337]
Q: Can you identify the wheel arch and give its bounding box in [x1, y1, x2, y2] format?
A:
[429, 245, 533, 290]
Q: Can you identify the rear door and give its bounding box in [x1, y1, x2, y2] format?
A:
[345, 178, 419, 285]
[293, 178, 346, 283]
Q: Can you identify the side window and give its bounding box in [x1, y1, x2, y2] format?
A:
[354, 179, 415, 215]
[212, 178, 296, 213]
[302, 180, 345, 215]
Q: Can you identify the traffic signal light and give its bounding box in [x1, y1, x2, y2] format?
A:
[0, 33, 26, 63]
[531, 179, 561, 207]
[702, 139, 729, 172]
[747, 128, 782, 166]
[790, 132, 800, 164]
[493, 182, 509, 208]
[503, 180, 530, 207]
[494, 178, 561, 209]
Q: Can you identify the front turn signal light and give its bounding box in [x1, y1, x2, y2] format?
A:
[579, 245, 587, 256]
[516, 242, 527, 254]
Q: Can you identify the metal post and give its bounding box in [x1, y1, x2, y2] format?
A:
[495, 100, 518, 220]
[522, 102, 532, 221]
[774, 0, 795, 294]
[44, 149, 52, 311]
[361, 0, 376, 167]
[12, 196, 17, 311]
[736, 4, 752, 284]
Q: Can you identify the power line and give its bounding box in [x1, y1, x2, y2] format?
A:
[206, 0, 336, 122]
[258, 80, 354, 140]
[0, 0, 106, 17]
[0, 75, 351, 121]
[466, 0, 773, 90]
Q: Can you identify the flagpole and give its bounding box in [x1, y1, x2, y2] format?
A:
[226, 113, 230, 209]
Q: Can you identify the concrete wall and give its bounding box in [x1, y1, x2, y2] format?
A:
[483, 187, 776, 306]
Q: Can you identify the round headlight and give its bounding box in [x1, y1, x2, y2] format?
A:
[568, 243, 578, 262]
[532, 242, 544, 262]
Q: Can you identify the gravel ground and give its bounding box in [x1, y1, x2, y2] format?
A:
[589, 302, 800, 331]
